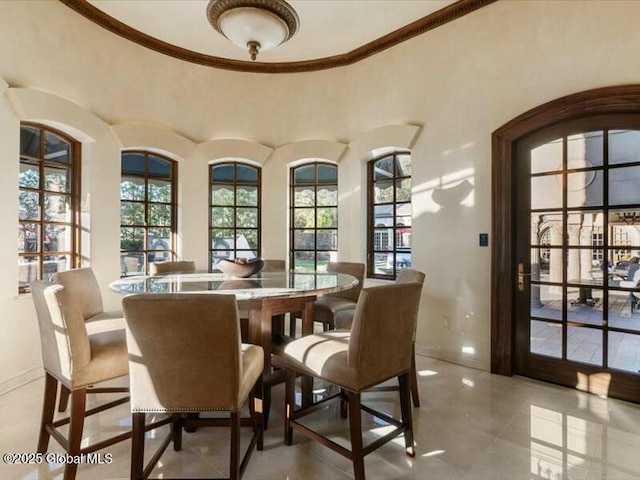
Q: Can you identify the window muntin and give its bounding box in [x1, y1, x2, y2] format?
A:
[367, 152, 412, 279]
[120, 151, 177, 276]
[209, 162, 261, 269]
[290, 162, 338, 271]
[19, 124, 80, 292]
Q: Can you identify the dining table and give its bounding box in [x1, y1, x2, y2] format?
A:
[109, 269, 359, 428]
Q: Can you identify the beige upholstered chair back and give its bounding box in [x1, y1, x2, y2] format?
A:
[262, 259, 286, 272]
[30, 281, 91, 387]
[52, 268, 104, 321]
[149, 260, 197, 276]
[396, 269, 426, 286]
[326, 262, 365, 303]
[123, 293, 247, 412]
[348, 283, 422, 388]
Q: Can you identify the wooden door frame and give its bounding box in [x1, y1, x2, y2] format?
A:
[491, 85, 640, 376]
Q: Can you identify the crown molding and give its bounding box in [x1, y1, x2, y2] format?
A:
[59, 0, 496, 74]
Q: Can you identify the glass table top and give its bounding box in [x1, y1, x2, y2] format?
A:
[109, 271, 358, 301]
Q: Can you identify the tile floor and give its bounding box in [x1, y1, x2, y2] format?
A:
[1, 356, 640, 479]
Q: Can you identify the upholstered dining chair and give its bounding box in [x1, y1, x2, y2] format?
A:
[122, 293, 264, 480]
[279, 282, 422, 480]
[31, 280, 134, 480]
[52, 267, 126, 412]
[149, 260, 197, 275]
[289, 261, 365, 337]
[334, 268, 426, 407]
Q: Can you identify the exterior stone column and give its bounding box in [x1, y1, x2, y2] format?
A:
[549, 221, 563, 293]
[531, 215, 542, 307]
[567, 224, 581, 282]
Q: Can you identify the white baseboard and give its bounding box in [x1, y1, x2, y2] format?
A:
[0, 367, 43, 396]
[415, 344, 487, 371]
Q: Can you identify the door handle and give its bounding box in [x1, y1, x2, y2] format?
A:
[518, 263, 531, 292]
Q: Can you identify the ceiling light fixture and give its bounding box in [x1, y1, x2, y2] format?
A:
[206, 0, 300, 61]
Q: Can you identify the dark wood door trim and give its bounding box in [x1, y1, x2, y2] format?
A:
[491, 85, 640, 376]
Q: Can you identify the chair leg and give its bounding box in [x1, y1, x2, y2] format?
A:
[131, 413, 146, 480]
[340, 388, 348, 419]
[230, 411, 241, 480]
[346, 391, 365, 480]
[37, 373, 58, 453]
[262, 378, 272, 430]
[410, 345, 420, 408]
[64, 388, 87, 480]
[284, 369, 296, 446]
[289, 314, 297, 338]
[398, 373, 415, 457]
[58, 384, 70, 412]
[172, 414, 183, 451]
[251, 379, 264, 451]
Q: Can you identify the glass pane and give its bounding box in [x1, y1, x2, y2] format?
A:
[237, 208, 258, 228]
[609, 210, 640, 248]
[396, 203, 412, 225]
[18, 224, 39, 253]
[567, 131, 603, 168]
[397, 227, 411, 248]
[211, 229, 234, 248]
[609, 130, 640, 165]
[148, 155, 171, 179]
[608, 331, 640, 372]
[396, 179, 411, 202]
[567, 286, 603, 326]
[317, 230, 337, 251]
[20, 126, 40, 157]
[294, 165, 314, 184]
[211, 185, 234, 206]
[609, 166, 640, 205]
[148, 204, 172, 226]
[531, 212, 563, 247]
[531, 284, 562, 321]
[396, 251, 412, 269]
[44, 194, 71, 222]
[148, 229, 170, 250]
[237, 186, 258, 206]
[44, 165, 70, 193]
[121, 176, 145, 201]
[19, 162, 39, 188]
[294, 230, 314, 250]
[19, 191, 40, 220]
[148, 179, 171, 203]
[317, 164, 337, 184]
[608, 289, 640, 332]
[317, 186, 337, 206]
[531, 138, 562, 174]
[566, 211, 602, 246]
[567, 325, 602, 366]
[373, 205, 393, 227]
[211, 164, 234, 183]
[530, 319, 562, 358]
[149, 249, 170, 263]
[567, 170, 602, 208]
[122, 152, 145, 175]
[121, 253, 143, 276]
[120, 227, 144, 251]
[43, 255, 70, 279]
[374, 180, 394, 204]
[44, 132, 70, 163]
[374, 157, 394, 181]
[317, 208, 337, 228]
[372, 253, 390, 275]
[294, 187, 314, 207]
[316, 252, 332, 271]
[19, 255, 40, 287]
[373, 228, 393, 251]
[44, 225, 71, 252]
[237, 229, 258, 250]
[397, 154, 411, 177]
[294, 251, 315, 271]
[293, 209, 314, 228]
[211, 207, 234, 227]
[236, 164, 258, 184]
[120, 202, 145, 226]
[531, 174, 562, 210]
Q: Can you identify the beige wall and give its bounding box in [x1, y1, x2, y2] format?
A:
[1, 0, 639, 391]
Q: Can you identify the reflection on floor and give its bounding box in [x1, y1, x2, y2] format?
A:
[531, 289, 640, 372]
[1, 356, 640, 479]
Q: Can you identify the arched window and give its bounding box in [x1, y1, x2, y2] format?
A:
[367, 152, 412, 279]
[209, 162, 261, 269]
[290, 162, 338, 271]
[18, 123, 80, 292]
[120, 151, 177, 275]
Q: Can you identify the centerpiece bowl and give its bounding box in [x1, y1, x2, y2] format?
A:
[217, 258, 265, 278]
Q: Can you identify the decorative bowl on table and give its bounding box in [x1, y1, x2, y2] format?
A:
[217, 258, 265, 278]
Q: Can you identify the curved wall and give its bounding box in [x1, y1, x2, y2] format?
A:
[1, 0, 640, 389]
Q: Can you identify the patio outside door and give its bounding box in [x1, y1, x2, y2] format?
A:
[514, 115, 640, 401]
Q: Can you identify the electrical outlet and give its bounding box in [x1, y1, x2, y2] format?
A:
[442, 315, 451, 329]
